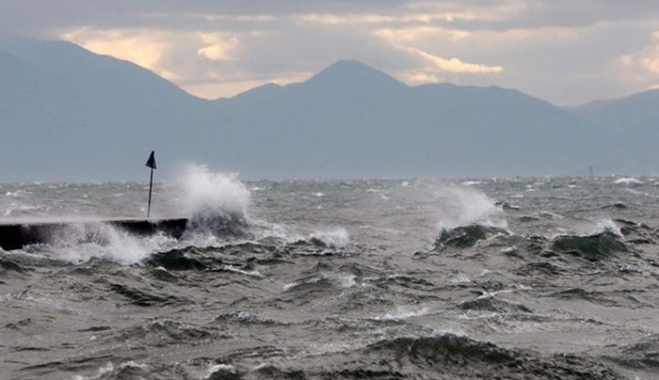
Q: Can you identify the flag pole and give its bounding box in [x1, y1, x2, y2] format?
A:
[145, 151, 157, 218]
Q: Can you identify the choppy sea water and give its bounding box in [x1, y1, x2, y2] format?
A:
[2, 167, 659, 380]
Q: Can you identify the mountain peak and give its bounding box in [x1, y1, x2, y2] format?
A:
[305, 60, 406, 91]
[319, 59, 379, 74]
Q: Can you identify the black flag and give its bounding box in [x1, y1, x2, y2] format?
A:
[146, 151, 156, 218]
[146, 151, 157, 170]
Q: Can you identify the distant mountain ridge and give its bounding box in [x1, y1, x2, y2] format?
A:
[211, 60, 606, 179]
[0, 36, 656, 181]
[573, 89, 659, 132]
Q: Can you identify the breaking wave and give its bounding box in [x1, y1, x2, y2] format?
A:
[435, 186, 508, 232]
[309, 228, 350, 249]
[27, 222, 176, 265]
[177, 164, 253, 241]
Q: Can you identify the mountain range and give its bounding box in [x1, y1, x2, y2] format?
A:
[1, 35, 657, 182]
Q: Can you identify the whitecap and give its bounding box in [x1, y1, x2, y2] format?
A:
[177, 163, 252, 226]
[376, 306, 430, 320]
[309, 228, 350, 248]
[36, 223, 177, 265]
[222, 265, 263, 278]
[434, 186, 508, 232]
[614, 177, 643, 185]
[205, 364, 235, 380]
[581, 219, 623, 237]
[72, 362, 114, 380]
[338, 274, 357, 288]
[451, 274, 471, 284]
[119, 361, 148, 370]
[283, 276, 322, 291]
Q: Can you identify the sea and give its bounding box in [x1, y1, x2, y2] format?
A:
[2, 165, 659, 380]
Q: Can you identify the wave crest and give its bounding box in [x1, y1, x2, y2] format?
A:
[435, 224, 510, 250]
[178, 164, 253, 240]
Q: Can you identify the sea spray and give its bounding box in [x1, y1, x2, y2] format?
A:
[434, 185, 508, 231]
[15, 164, 257, 262]
[424, 184, 511, 251]
[34, 222, 176, 265]
[583, 219, 623, 237]
[177, 164, 253, 240]
[176, 165, 353, 246]
[2, 178, 650, 380]
[309, 228, 350, 249]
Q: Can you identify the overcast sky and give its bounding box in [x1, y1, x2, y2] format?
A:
[2, 0, 659, 106]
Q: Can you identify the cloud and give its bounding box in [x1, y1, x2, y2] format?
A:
[407, 47, 503, 74]
[197, 33, 240, 61]
[3, 1, 659, 104]
[62, 29, 167, 69]
[401, 70, 444, 85]
[374, 26, 471, 43]
[613, 31, 659, 93]
[638, 31, 659, 73]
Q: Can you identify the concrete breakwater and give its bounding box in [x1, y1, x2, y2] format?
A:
[0, 218, 188, 251]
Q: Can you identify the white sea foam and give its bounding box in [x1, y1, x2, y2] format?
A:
[623, 188, 658, 198]
[338, 274, 357, 288]
[377, 305, 430, 320]
[614, 177, 643, 185]
[309, 228, 350, 248]
[501, 246, 518, 255]
[2, 203, 38, 217]
[434, 186, 508, 231]
[72, 362, 115, 380]
[45, 223, 176, 265]
[222, 265, 263, 278]
[283, 276, 322, 291]
[432, 326, 467, 337]
[582, 219, 623, 237]
[174, 163, 256, 244]
[536, 211, 564, 220]
[451, 274, 471, 284]
[119, 361, 148, 370]
[205, 364, 236, 380]
[177, 163, 251, 221]
[307, 341, 355, 356]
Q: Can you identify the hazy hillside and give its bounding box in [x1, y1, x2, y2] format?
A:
[0, 35, 213, 181]
[573, 90, 659, 131]
[215, 60, 604, 179]
[570, 90, 659, 174]
[0, 36, 651, 181]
